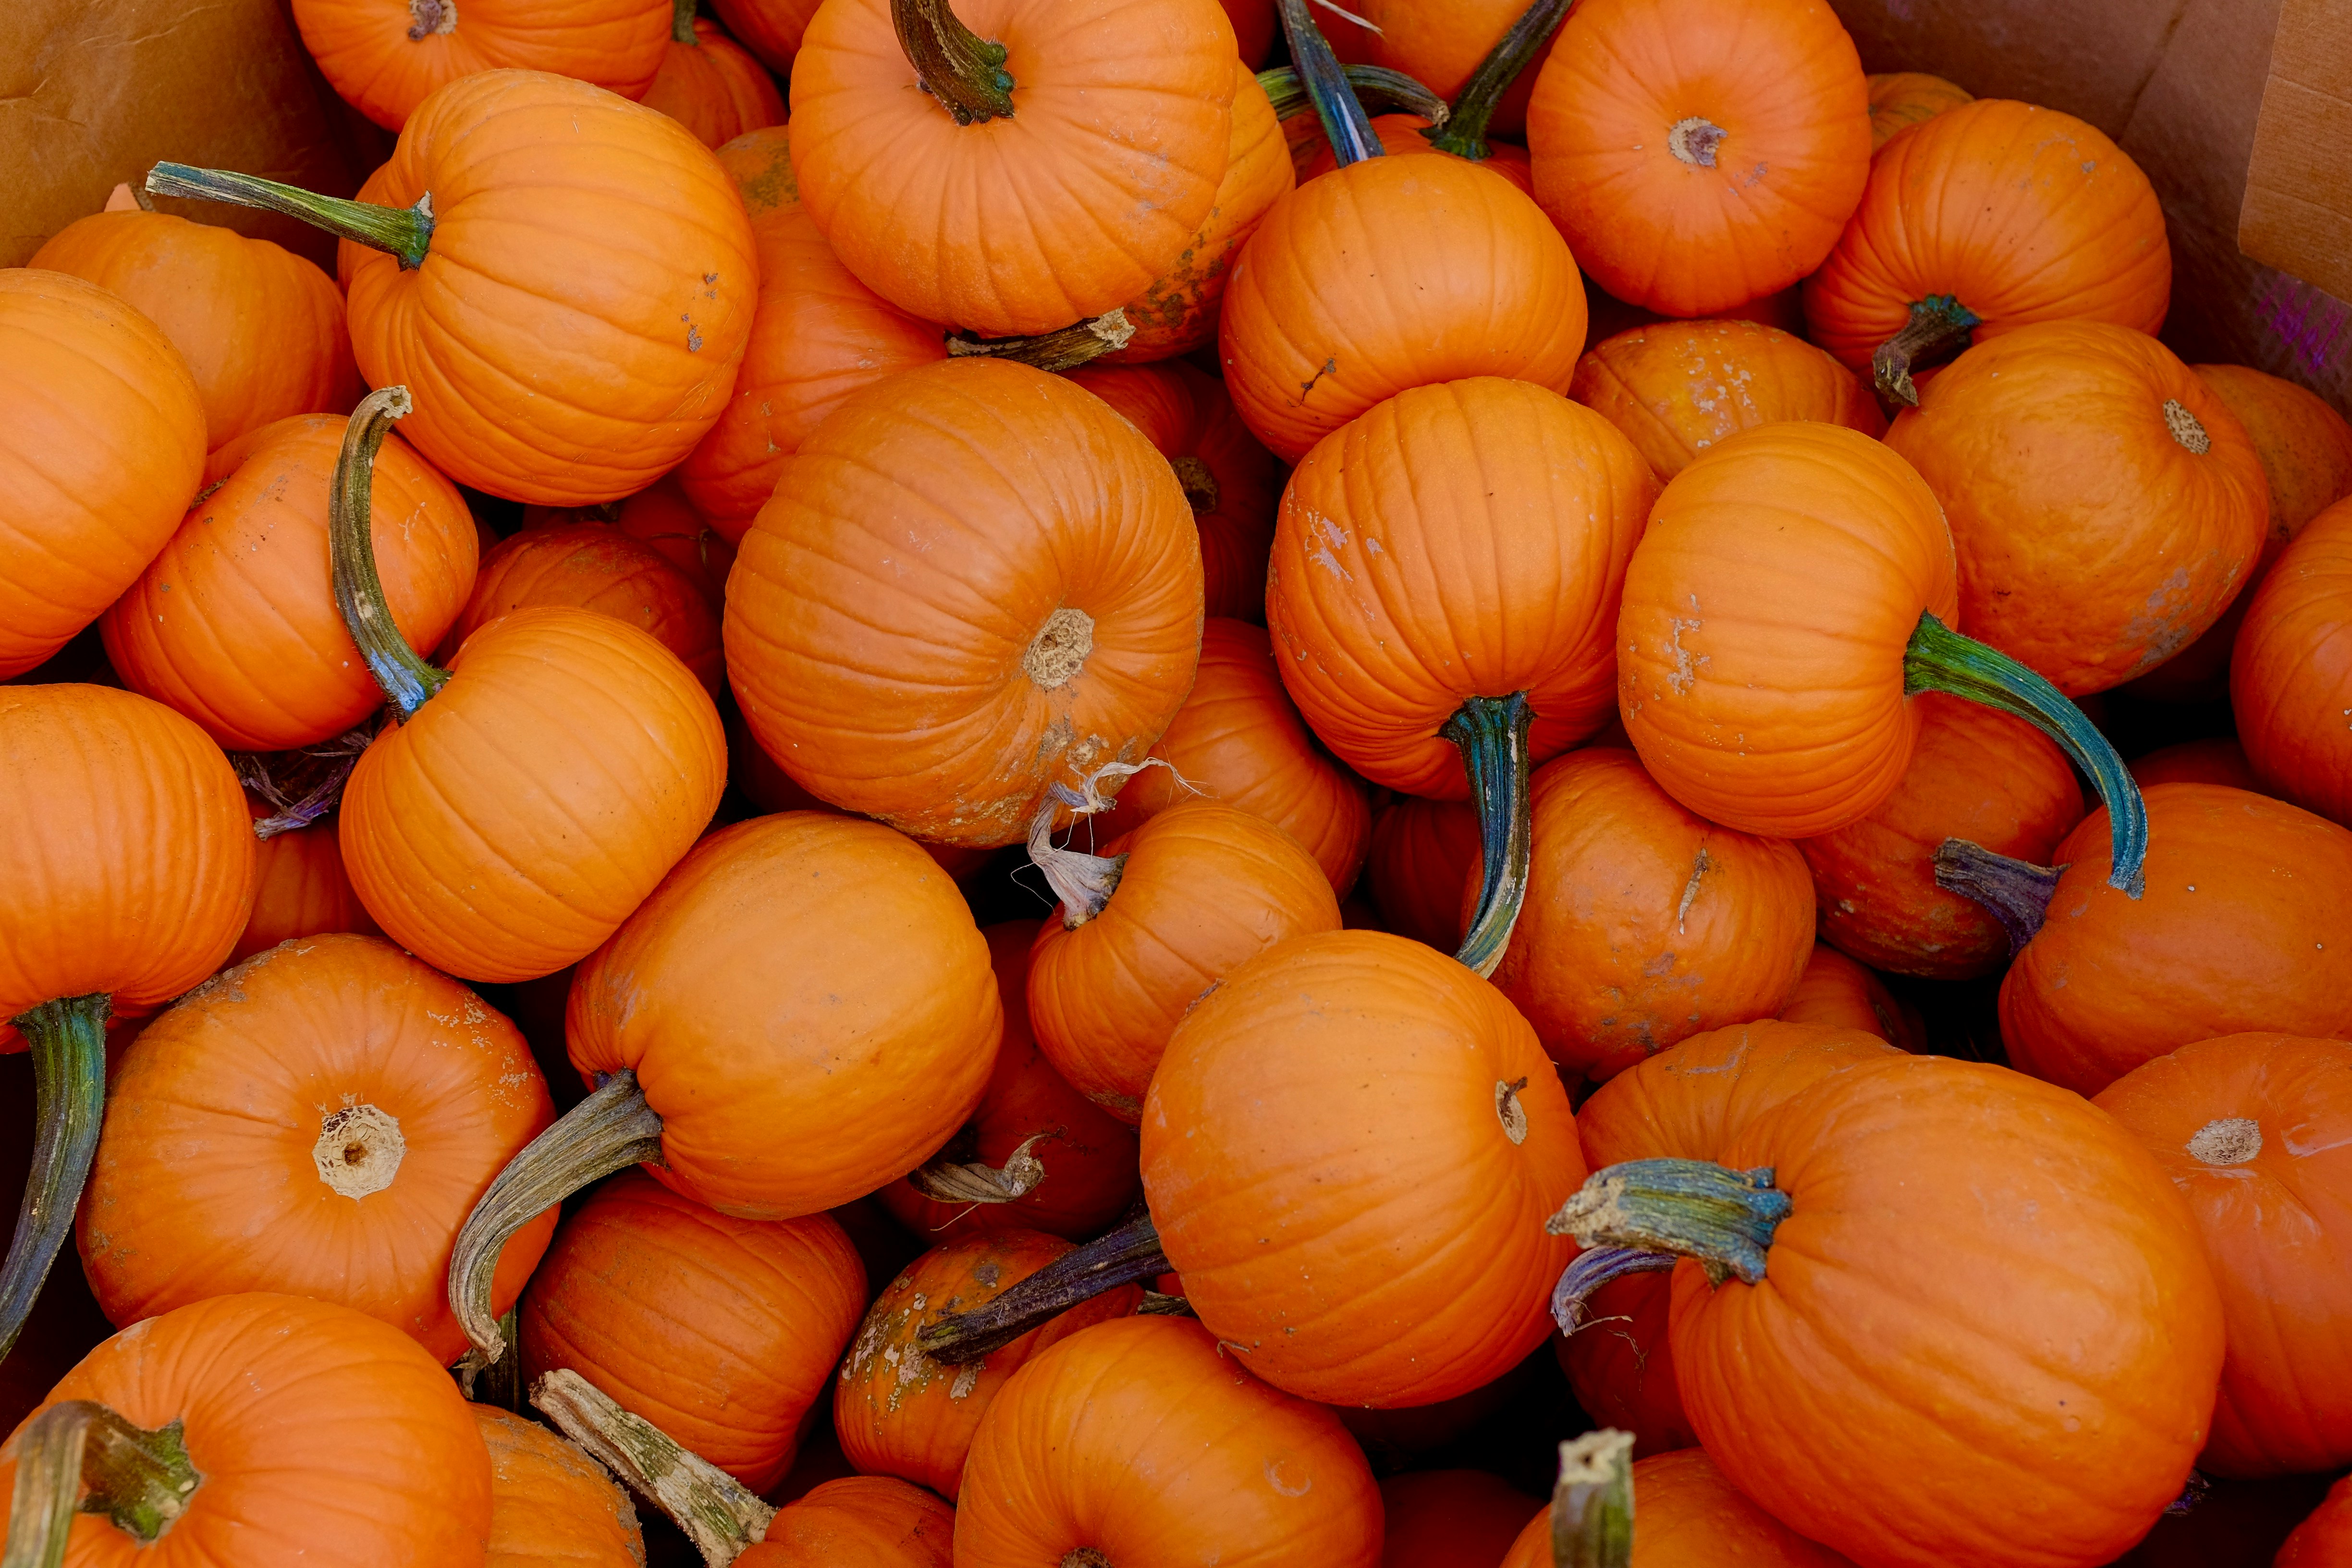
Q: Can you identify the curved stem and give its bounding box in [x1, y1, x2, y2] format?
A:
[1444, 692, 1533, 979]
[1932, 839, 2063, 956]
[1903, 611, 2144, 897]
[892, 0, 1015, 124]
[144, 163, 433, 271]
[1422, 0, 1572, 160]
[1549, 1245, 1675, 1336]
[916, 1210, 1167, 1363]
[945, 308, 1134, 372]
[1257, 63, 1450, 126]
[908, 1127, 1056, 1205]
[1277, 0, 1382, 167]
[532, 1370, 772, 1568]
[1872, 294, 1979, 407]
[1, 1400, 201, 1567]
[329, 387, 447, 723]
[672, 0, 698, 42]
[1027, 786, 1126, 928]
[1552, 1430, 1636, 1568]
[0, 995, 109, 1366]
[1544, 1159, 1789, 1289]
[448, 1070, 664, 1366]
[232, 724, 377, 838]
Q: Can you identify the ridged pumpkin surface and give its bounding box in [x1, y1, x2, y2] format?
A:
[1865, 71, 1972, 149]
[230, 810, 382, 965]
[445, 524, 721, 697]
[291, 0, 671, 129]
[1364, 796, 1481, 950]
[475, 1405, 644, 1568]
[2236, 498, 2352, 827]
[1777, 944, 1925, 1051]
[641, 18, 786, 147]
[1498, 1447, 1859, 1567]
[746, 1476, 954, 1567]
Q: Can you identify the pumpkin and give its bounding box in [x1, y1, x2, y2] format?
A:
[1295, 113, 1539, 193]
[834, 1229, 1142, 1496]
[229, 803, 382, 964]
[2278, 1475, 2352, 1568]
[289, 0, 672, 129]
[443, 524, 723, 697]
[320, 392, 725, 982]
[103, 411, 478, 751]
[1499, 1441, 1858, 1567]
[517, 1170, 864, 1492]
[709, 0, 820, 72]
[1882, 322, 2268, 695]
[1795, 692, 2084, 980]
[786, 0, 1237, 337]
[1778, 944, 1926, 1051]
[2095, 1034, 2352, 1479]
[1864, 71, 1972, 149]
[476, 1404, 645, 1568]
[1294, 0, 1568, 178]
[524, 477, 736, 612]
[0, 270, 206, 680]
[0, 685, 254, 1361]
[78, 934, 555, 1368]
[1066, 362, 1280, 623]
[1526, 0, 1869, 317]
[643, 12, 787, 148]
[748, 1476, 956, 1567]
[1363, 796, 1481, 950]
[1266, 377, 1654, 973]
[2235, 497, 2352, 827]
[728, 717, 998, 883]
[1617, 420, 2147, 893]
[954, 1316, 1382, 1566]
[150, 69, 758, 506]
[0, 1292, 490, 1566]
[2129, 736, 2270, 795]
[1482, 747, 1816, 1082]
[1568, 319, 1885, 484]
[1802, 99, 2169, 403]
[1552, 1052, 2225, 1568]
[1029, 801, 1341, 1121]
[447, 810, 999, 1365]
[29, 210, 362, 452]
[1379, 1469, 1544, 1568]
[725, 358, 1204, 847]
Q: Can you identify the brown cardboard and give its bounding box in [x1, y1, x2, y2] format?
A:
[2240, 0, 2352, 305]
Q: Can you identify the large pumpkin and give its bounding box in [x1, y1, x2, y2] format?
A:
[2235, 496, 2352, 827]
[443, 524, 722, 697]
[476, 1405, 645, 1568]
[289, 0, 672, 128]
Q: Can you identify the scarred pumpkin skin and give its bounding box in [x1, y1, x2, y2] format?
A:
[1482, 748, 1816, 1081]
[1378, 1469, 1543, 1568]
[709, 0, 819, 72]
[1527, 0, 1870, 317]
[1865, 71, 1972, 150]
[725, 359, 1204, 848]
[519, 1170, 865, 1492]
[1364, 796, 1481, 951]
[642, 18, 786, 147]
[2095, 1034, 2352, 1479]
[954, 1316, 1382, 1567]
[1142, 931, 1585, 1406]
[0, 270, 207, 680]
[1883, 322, 2268, 695]
[445, 525, 722, 697]
[1797, 692, 2084, 980]
[745, 1476, 954, 1567]
[2130, 736, 2269, 795]
[1498, 1447, 1858, 1567]
[1220, 160, 1587, 463]
[30, 212, 362, 452]
[230, 806, 382, 965]
[833, 1230, 1142, 1497]
[2001, 784, 2352, 1098]
[290, 0, 672, 129]
[2277, 1474, 2352, 1567]
[104, 412, 479, 751]
[475, 1405, 645, 1568]
[1778, 944, 1926, 1052]
[2236, 499, 2352, 827]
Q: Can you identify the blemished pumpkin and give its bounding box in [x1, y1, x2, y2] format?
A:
[747, 1477, 955, 1567]
[0, 270, 207, 680]
[1864, 71, 1972, 149]
[710, 0, 820, 72]
[642, 12, 787, 148]
[1883, 322, 2269, 695]
[1803, 98, 2170, 403]
[1569, 320, 1885, 484]
[954, 1316, 1382, 1566]
[443, 524, 723, 698]
[229, 802, 383, 964]
[0, 1292, 491, 1567]
[78, 934, 557, 1368]
[1777, 944, 1927, 1052]
[103, 410, 479, 751]
[1364, 796, 1481, 951]
[2278, 1475, 2352, 1567]
[1499, 1440, 1859, 1567]
[1481, 747, 1816, 1082]
[2129, 736, 2270, 796]
[786, 0, 1237, 337]
[30, 209, 362, 452]
[1527, 0, 1869, 317]
[2235, 497, 2352, 827]
[2095, 1034, 2352, 1479]
[1378, 1469, 1544, 1568]
[148, 69, 758, 506]
[0, 685, 255, 1362]
[289, 0, 671, 129]
[725, 358, 1204, 847]
[476, 1405, 646, 1568]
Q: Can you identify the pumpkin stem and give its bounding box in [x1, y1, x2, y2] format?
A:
[0, 994, 109, 1367]
[1548, 1245, 1676, 1336]
[916, 1209, 1169, 1363]
[1257, 63, 1451, 126]
[233, 723, 378, 838]
[532, 1369, 774, 1568]
[0, 1399, 202, 1565]
[1277, 0, 1383, 167]
[453, 1308, 525, 1411]
[1027, 781, 1127, 927]
[1931, 838, 2063, 956]
[946, 308, 1136, 372]
[908, 1127, 1058, 1205]
[448, 1069, 665, 1366]
[1902, 611, 2145, 897]
[1544, 1158, 1789, 1289]
[1551, 1430, 1637, 1568]
[1872, 294, 1979, 407]
[1444, 692, 1535, 980]
[326, 387, 450, 723]
[1421, 0, 1573, 160]
[143, 162, 434, 270]
[892, 0, 1016, 125]
[673, 0, 699, 43]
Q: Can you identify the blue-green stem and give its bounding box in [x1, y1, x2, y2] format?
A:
[1422, 0, 1574, 160]
[0, 994, 109, 1367]
[1443, 692, 1534, 979]
[1549, 1245, 1674, 1336]
[144, 162, 433, 271]
[893, 0, 1015, 124]
[0, 1399, 200, 1567]
[1276, 0, 1382, 167]
[328, 388, 447, 722]
[1874, 294, 1980, 406]
[1257, 63, 1450, 126]
[1545, 1159, 1790, 1288]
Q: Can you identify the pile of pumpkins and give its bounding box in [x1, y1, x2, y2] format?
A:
[3, 0, 2350, 1561]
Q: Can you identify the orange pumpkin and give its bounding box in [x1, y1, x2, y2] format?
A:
[1364, 796, 1481, 950]
[709, 0, 821, 72]
[476, 1405, 646, 1568]
[747, 1476, 956, 1566]
[0, 270, 206, 680]
[1295, 112, 1539, 193]
[104, 411, 478, 751]
[1778, 944, 1926, 1052]
[643, 14, 787, 148]
[2278, 1475, 2352, 1567]
[289, 0, 672, 128]
[230, 805, 382, 965]
[728, 716, 998, 884]
[726, 358, 1203, 847]
[1864, 71, 1972, 150]
[2236, 497, 2352, 827]
[2129, 736, 2270, 795]
[30, 210, 362, 452]
[1379, 1469, 1543, 1568]
[444, 524, 722, 697]
[1499, 1444, 1859, 1567]
[524, 476, 738, 611]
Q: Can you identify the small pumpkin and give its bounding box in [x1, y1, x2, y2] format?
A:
[1777, 944, 1926, 1052]
[729, 716, 999, 884]
[709, 0, 821, 72]
[229, 800, 383, 964]
[749, 1477, 956, 1567]
[290, 0, 672, 129]
[1363, 796, 1481, 950]
[643, 11, 787, 148]
[524, 477, 737, 611]
[1864, 71, 1972, 150]
[443, 524, 723, 697]
[1294, 112, 1538, 193]
[476, 1404, 646, 1568]
[2235, 497, 2352, 827]
[2129, 736, 2269, 795]
[1379, 1469, 1544, 1568]
[1499, 1439, 1859, 1567]
[1362, 0, 1564, 142]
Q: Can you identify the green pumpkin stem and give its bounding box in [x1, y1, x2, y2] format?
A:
[945, 308, 1136, 372]
[143, 162, 433, 270]
[916, 1209, 1168, 1363]
[531, 1369, 774, 1563]
[328, 387, 448, 723]
[0, 1399, 201, 1567]
[1903, 611, 2145, 897]
[1873, 294, 1979, 407]
[1276, 0, 1384, 167]
[1552, 1430, 1637, 1568]
[447, 1070, 665, 1367]
[673, 0, 699, 43]
[1445, 692, 1534, 979]
[1932, 838, 2065, 956]
[1422, 0, 1574, 160]
[1545, 1158, 1790, 1288]
[1548, 1244, 1675, 1336]
[892, 0, 1016, 125]
[1257, 63, 1451, 127]
[0, 994, 110, 1367]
